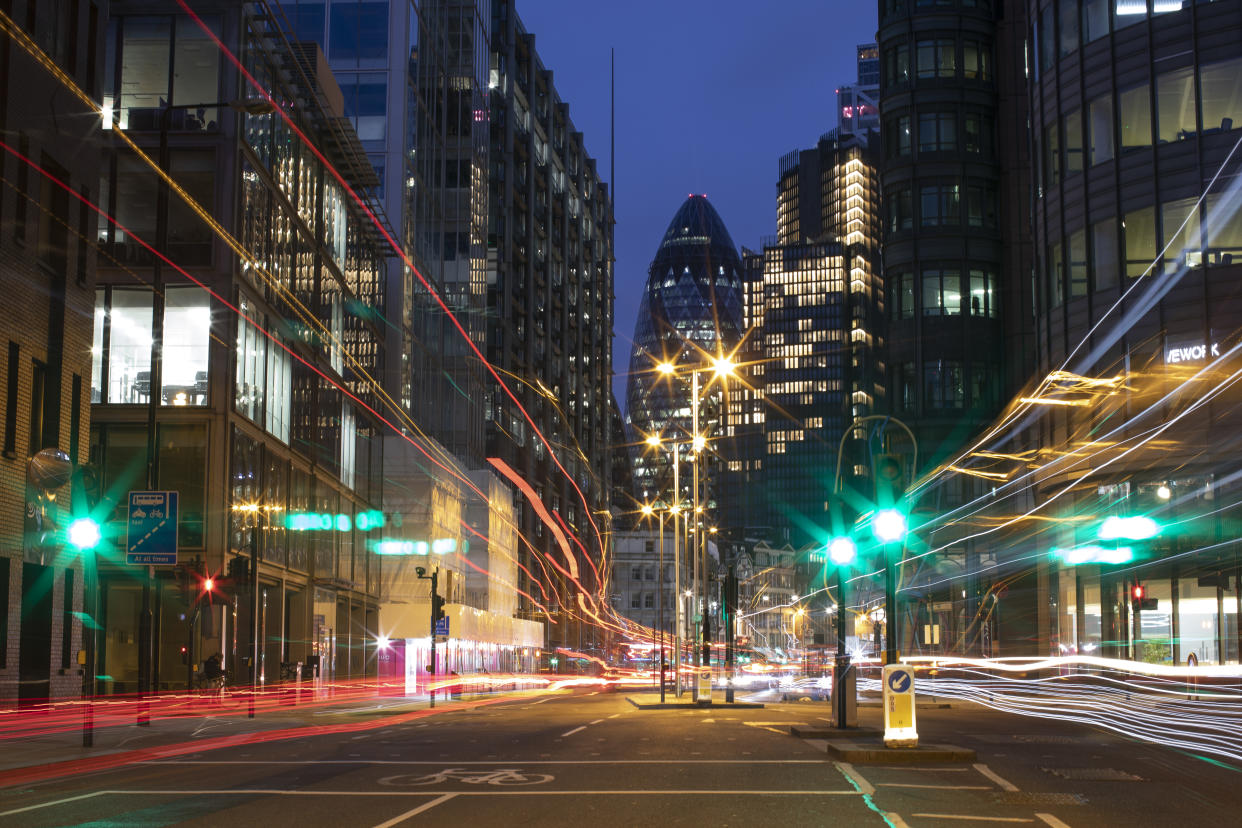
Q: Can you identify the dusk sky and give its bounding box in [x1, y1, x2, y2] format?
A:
[513, 1, 880, 408]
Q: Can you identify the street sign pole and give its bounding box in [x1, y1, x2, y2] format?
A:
[429, 568, 438, 709]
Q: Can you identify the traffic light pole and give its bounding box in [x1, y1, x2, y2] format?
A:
[835, 566, 850, 728]
[429, 568, 438, 708]
[885, 544, 897, 665]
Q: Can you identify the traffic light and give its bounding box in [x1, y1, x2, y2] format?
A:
[432, 590, 447, 623]
[874, 453, 905, 509]
[872, 508, 908, 543]
[180, 644, 189, 664]
[1132, 583, 1158, 611]
[828, 536, 857, 566]
[66, 517, 101, 550]
[228, 554, 249, 583]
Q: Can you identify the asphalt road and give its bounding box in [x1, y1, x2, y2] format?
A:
[0, 687, 1238, 826]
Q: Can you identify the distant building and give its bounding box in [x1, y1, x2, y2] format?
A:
[837, 43, 880, 140]
[626, 195, 745, 509]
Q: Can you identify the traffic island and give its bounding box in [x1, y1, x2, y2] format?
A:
[625, 693, 764, 709]
[794, 728, 976, 764]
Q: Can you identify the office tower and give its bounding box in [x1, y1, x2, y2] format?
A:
[488, 0, 615, 653]
[90, 1, 389, 690]
[626, 195, 745, 509]
[0, 1, 104, 702]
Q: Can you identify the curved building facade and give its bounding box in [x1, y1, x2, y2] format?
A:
[1025, 0, 1242, 663]
[625, 195, 745, 504]
[878, 0, 1022, 468]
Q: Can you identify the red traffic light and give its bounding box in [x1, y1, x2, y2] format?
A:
[204, 577, 215, 592]
[1132, 584, 1145, 601]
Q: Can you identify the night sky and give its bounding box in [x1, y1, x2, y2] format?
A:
[513, 1, 880, 409]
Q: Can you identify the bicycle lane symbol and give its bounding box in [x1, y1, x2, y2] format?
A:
[378, 767, 555, 787]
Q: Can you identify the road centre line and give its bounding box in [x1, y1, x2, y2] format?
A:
[608, 713, 620, 718]
[589, 719, 604, 724]
[370, 793, 458, 828]
[1035, 814, 1073, 828]
[561, 726, 587, 737]
[834, 762, 874, 796]
[974, 763, 1020, 792]
[0, 791, 107, 818]
[911, 816, 1033, 823]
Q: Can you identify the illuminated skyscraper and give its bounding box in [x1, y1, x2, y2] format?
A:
[626, 196, 745, 506]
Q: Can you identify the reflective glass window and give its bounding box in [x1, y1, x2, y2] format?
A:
[162, 286, 211, 406]
[343, 72, 387, 141]
[1039, 4, 1056, 72]
[963, 40, 990, 80]
[1205, 193, 1242, 264]
[918, 111, 956, 153]
[106, 290, 153, 404]
[1162, 197, 1202, 272]
[1119, 84, 1152, 148]
[967, 184, 997, 228]
[159, 423, 206, 547]
[1069, 229, 1089, 297]
[1044, 122, 1061, 188]
[1089, 95, 1114, 165]
[921, 267, 961, 316]
[1199, 57, 1242, 134]
[235, 299, 267, 422]
[1092, 217, 1119, 289]
[1124, 205, 1158, 277]
[884, 44, 909, 88]
[288, 2, 326, 44]
[1115, 0, 1147, 29]
[1049, 241, 1064, 307]
[172, 17, 220, 128]
[964, 112, 993, 155]
[329, 1, 389, 67]
[1059, 0, 1079, 57]
[924, 360, 964, 409]
[1157, 67, 1197, 142]
[166, 150, 215, 266]
[118, 17, 169, 130]
[920, 182, 960, 226]
[266, 333, 292, 442]
[1065, 109, 1084, 174]
[1082, 0, 1110, 41]
[91, 290, 105, 403]
[916, 39, 956, 79]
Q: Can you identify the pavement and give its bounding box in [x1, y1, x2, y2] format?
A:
[0, 684, 1239, 826]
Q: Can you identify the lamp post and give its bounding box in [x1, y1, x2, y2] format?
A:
[656, 355, 735, 702]
[641, 502, 668, 703]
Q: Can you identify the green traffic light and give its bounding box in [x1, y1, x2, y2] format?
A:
[1097, 515, 1160, 541]
[67, 518, 102, 550]
[827, 536, 857, 566]
[872, 508, 908, 543]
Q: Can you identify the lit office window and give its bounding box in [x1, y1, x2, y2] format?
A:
[1200, 57, 1242, 134]
[1157, 66, 1197, 142]
[265, 333, 292, 442]
[162, 286, 210, 406]
[91, 291, 105, 403]
[916, 39, 956, 79]
[1123, 205, 1157, 277]
[235, 299, 266, 422]
[1064, 109, 1084, 174]
[106, 290, 153, 404]
[340, 402, 356, 489]
[1205, 194, 1242, 264]
[922, 267, 962, 316]
[1119, 84, 1152, 148]
[963, 40, 990, 80]
[1161, 197, 1202, 272]
[968, 270, 997, 317]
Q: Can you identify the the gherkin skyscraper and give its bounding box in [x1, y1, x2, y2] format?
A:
[625, 195, 745, 503]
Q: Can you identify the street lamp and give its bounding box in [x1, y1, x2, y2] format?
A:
[641, 501, 668, 703]
[654, 354, 736, 702]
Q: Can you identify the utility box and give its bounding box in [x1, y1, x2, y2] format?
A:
[832, 656, 857, 727]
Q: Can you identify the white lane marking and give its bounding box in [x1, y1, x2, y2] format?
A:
[561, 726, 587, 737]
[140, 759, 827, 765]
[700, 718, 715, 724]
[527, 697, 553, 706]
[1035, 814, 1073, 828]
[607, 713, 620, 718]
[911, 816, 1034, 823]
[589, 719, 604, 725]
[0, 791, 107, 817]
[875, 766, 969, 772]
[879, 789, 993, 794]
[834, 762, 874, 796]
[886, 814, 912, 828]
[100, 789, 862, 797]
[370, 793, 458, 827]
[974, 763, 1020, 792]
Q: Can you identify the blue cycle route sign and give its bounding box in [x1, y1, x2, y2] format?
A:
[887, 668, 912, 694]
[127, 490, 179, 566]
[434, 617, 450, 637]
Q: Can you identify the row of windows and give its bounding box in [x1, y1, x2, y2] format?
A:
[892, 361, 1002, 412]
[1036, 0, 1205, 76]
[890, 269, 999, 319]
[886, 181, 999, 232]
[883, 37, 991, 90]
[885, 110, 995, 159]
[1042, 193, 1242, 309]
[1040, 58, 1242, 189]
[883, 0, 992, 11]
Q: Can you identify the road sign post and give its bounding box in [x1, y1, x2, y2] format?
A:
[882, 663, 918, 747]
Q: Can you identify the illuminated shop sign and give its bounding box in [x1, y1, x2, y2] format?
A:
[1165, 339, 1220, 365]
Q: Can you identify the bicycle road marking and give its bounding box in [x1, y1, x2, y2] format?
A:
[371, 793, 458, 828]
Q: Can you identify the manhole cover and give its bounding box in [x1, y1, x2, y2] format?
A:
[1042, 767, 1143, 781]
[993, 792, 1088, 806]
